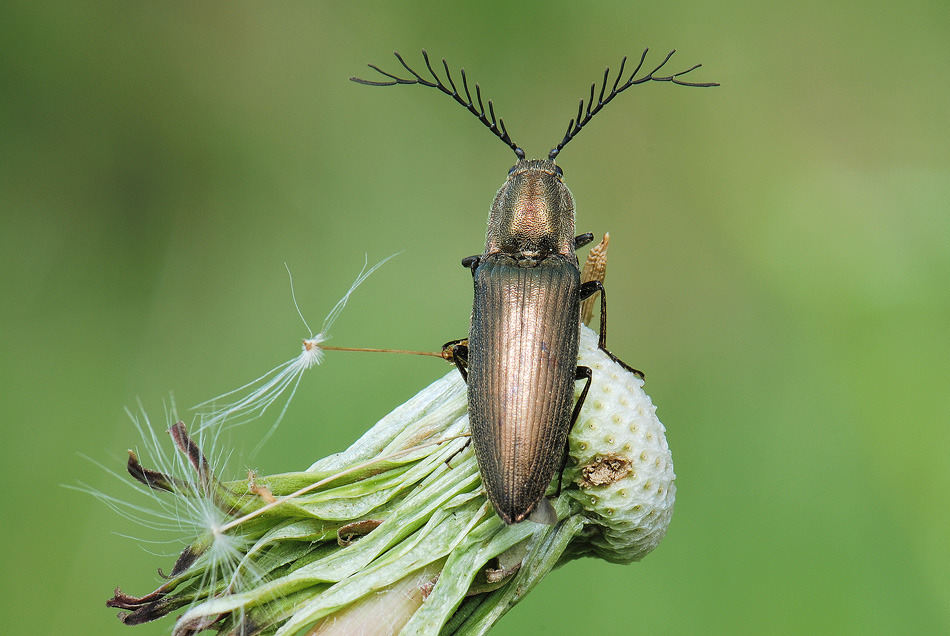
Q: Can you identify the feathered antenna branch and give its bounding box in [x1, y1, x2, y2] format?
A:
[351, 49, 526, 160]
[549, 48, 719, 159]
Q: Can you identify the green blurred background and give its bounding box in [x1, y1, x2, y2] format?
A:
[2, 1, 948, 634]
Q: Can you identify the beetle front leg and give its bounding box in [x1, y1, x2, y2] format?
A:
[440, 338, 472, 468]
[578, 280, 645, 379]
[440, 338, 469, 382]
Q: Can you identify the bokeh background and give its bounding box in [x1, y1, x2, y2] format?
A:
[2, 2, 948, 634]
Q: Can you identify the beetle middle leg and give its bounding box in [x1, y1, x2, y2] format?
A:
[579, 280, 645, 379]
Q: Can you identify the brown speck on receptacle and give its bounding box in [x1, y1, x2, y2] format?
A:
[577, 454, 634, 488]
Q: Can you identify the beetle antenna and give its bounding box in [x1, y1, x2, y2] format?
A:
[352, 50, 526, 160]
[548, 48, 719, 160]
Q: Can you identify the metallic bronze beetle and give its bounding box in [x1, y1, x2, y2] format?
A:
[353, 49, 716, 523]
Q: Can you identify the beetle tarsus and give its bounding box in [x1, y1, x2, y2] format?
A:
[443, 437, 472, 469]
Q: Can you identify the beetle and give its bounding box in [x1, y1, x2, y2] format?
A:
[352, 49, 716, 524]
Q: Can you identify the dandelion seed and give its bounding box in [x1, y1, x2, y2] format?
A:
[194, 254, 398, 449]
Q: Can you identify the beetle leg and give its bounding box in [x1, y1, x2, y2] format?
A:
[440, 338, 470, 382]
[552, 365, 594, 497]
[574, 232, 594, 249]
[461, 256, 480, 278]
[579, 280, 645, 379]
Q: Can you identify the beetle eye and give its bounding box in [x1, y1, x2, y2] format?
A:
[508, 165, 517, 175]
[554, 164, 564, 177]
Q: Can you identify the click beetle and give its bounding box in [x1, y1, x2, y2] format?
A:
[352, 49, 716, 523]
